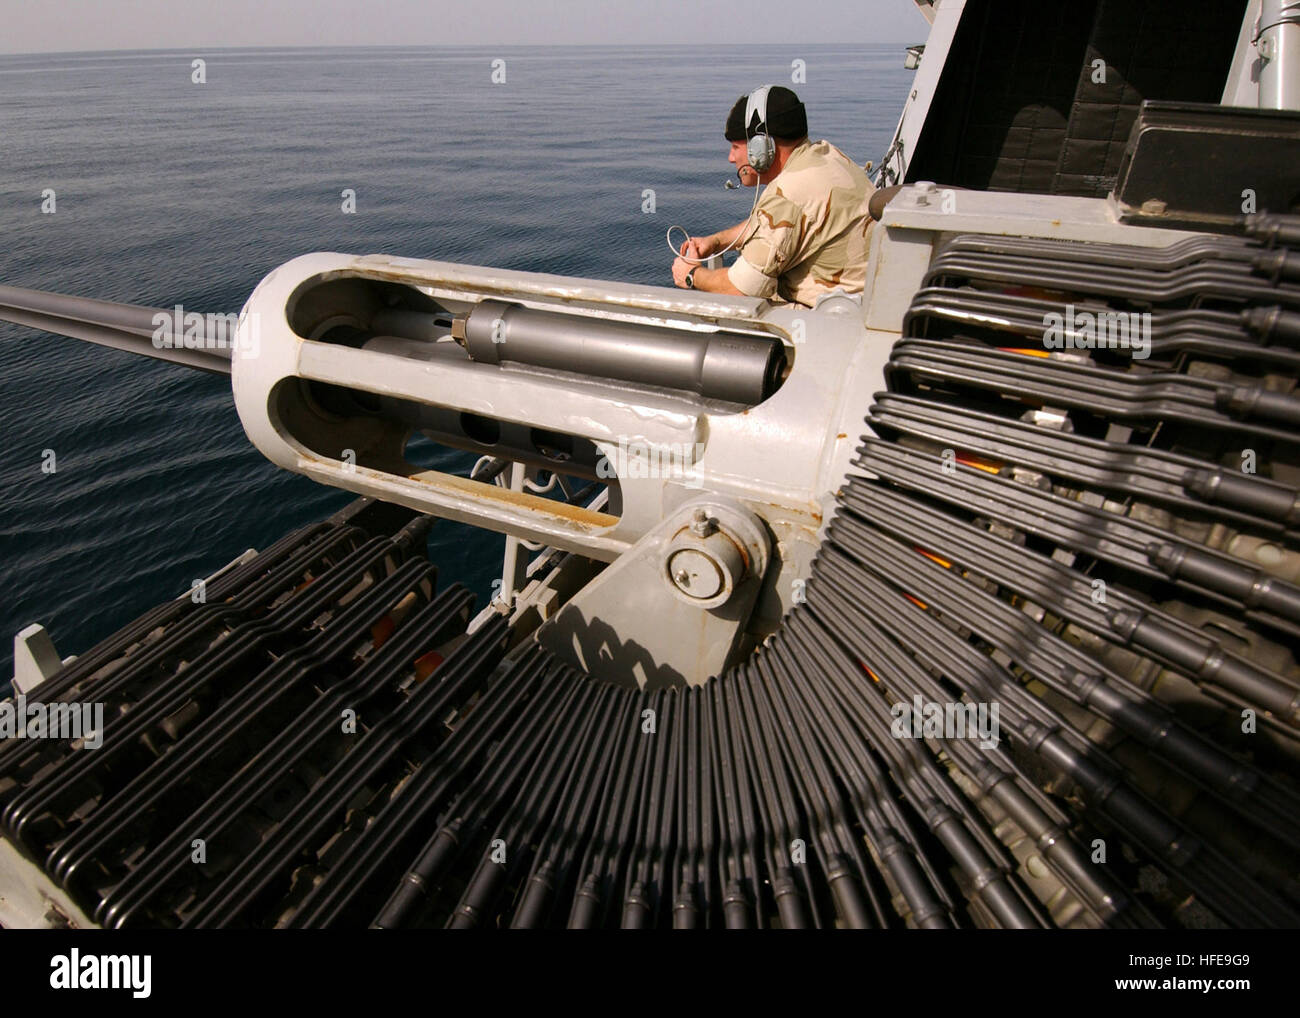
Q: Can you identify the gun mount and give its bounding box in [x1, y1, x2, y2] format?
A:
[2, 0, 1299, 931]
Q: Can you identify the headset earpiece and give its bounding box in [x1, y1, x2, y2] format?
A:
[745, 85, 776, 175]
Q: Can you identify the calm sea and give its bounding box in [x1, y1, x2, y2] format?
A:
[0, 44, 913, 682]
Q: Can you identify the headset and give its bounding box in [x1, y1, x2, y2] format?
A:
[744, 84, 777, 175]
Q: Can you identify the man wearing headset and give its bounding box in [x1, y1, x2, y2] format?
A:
[671, 85, 875, 308]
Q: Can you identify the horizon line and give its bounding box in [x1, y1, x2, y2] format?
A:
[0, 41, 918, 57]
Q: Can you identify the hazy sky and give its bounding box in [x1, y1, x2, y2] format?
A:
[0, 0, 926, 53]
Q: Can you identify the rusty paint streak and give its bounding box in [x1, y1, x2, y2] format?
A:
[296, 447, 619, 531]
[408, 468, 620, 528]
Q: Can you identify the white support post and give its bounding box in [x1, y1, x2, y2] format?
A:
[497, 462, 530, 609]
[12, 624, 65, 695]
[1258, 0, 1300, 111]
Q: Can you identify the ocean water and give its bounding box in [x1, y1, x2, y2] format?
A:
[0, 44, 913, 682]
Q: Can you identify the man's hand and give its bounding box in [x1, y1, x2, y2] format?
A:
[678, 234, 716, 260]
[671, 256, 694, 288]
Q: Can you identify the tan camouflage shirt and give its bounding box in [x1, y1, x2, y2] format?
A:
[727, 139, 876, 308]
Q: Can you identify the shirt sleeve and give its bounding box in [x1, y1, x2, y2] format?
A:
[727, 192, 805, 299]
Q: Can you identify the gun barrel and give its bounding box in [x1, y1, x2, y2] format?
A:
[0, 284, 233, 375]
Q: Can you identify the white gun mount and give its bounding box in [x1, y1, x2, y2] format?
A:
[230, 252, 892, 684]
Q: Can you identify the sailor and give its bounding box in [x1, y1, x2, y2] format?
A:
[672, 85, 876, 308]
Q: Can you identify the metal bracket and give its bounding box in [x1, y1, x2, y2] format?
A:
[536, 497, 770, 688]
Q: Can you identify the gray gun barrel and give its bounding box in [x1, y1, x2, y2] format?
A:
[0, 284, 234, 375]
[457, 299, 786, 405]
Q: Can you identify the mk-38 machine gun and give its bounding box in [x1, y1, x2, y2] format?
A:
[2, 0, 1299, 929]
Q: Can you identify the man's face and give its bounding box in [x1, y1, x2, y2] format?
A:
[728, 140, 758, 186]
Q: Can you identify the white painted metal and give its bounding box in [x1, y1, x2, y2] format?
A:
[231, 251, 885, 627]
[0, 837, 95, 929]
[497, 461, 530, 608]
[874, 0, 967, 186]
[1223, 0, 1265, 106]
[1222, 0, 1300, 110]
[11, 624, 63, 696]
[1258, 0, 1300, 110]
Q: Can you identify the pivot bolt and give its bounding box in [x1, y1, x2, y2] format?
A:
[667, 548, 726, 601]
[662, 501, 768, 611]
[664, 505, 746, 608]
